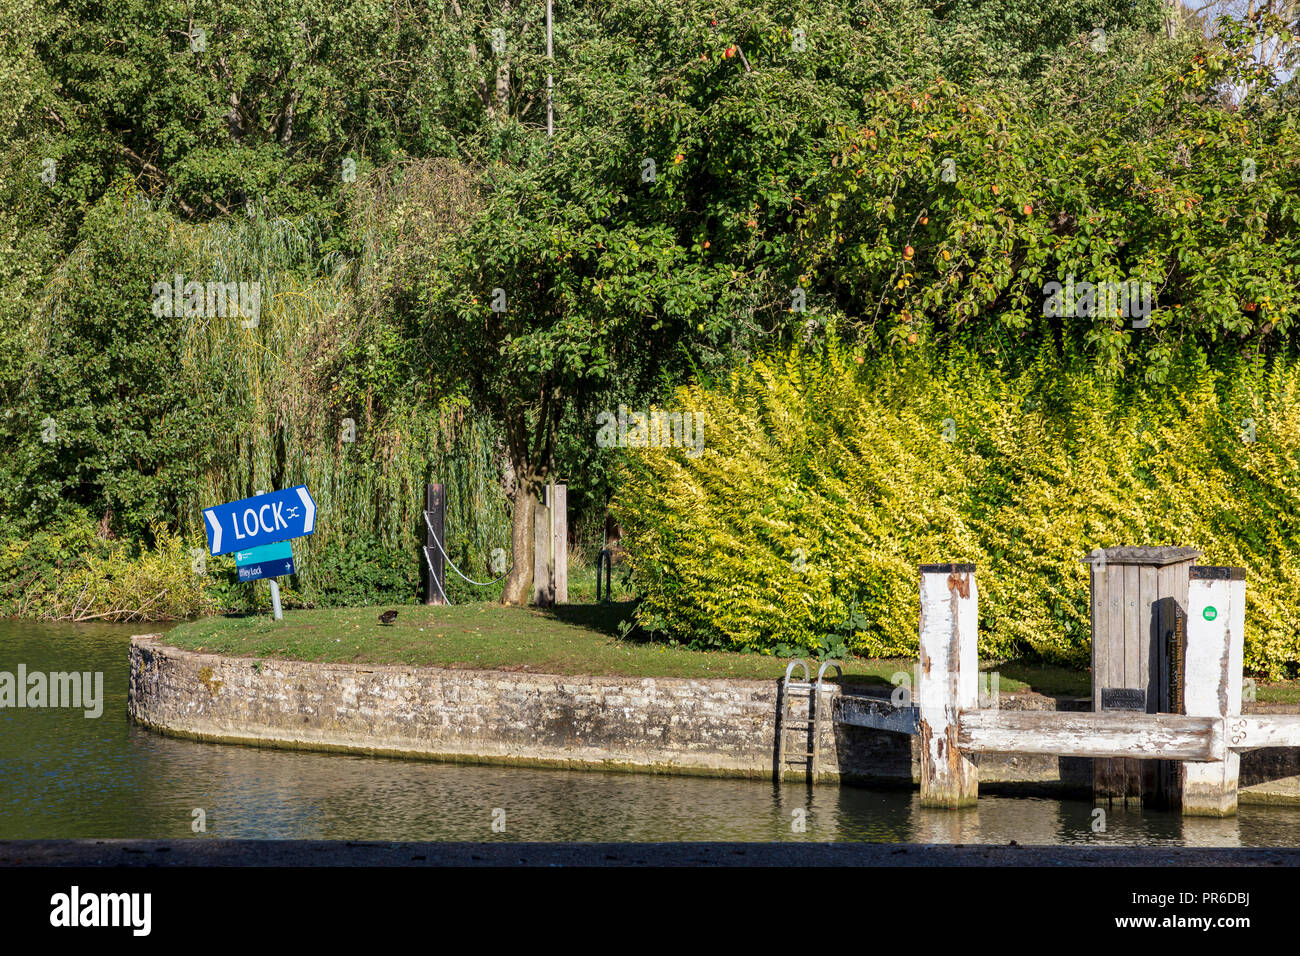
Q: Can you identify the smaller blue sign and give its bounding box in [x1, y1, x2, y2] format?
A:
[235, 540, 293, 567]
[237, 557, 295, 583]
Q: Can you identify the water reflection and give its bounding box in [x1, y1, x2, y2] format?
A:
[3, 620, 1300, 845]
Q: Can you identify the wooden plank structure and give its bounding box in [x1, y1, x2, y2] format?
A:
[957, 711, 1223, 761]
[833, 560, 1300, 816]
[1084, 545, 1199, 806]
[532, 481, 568, 606]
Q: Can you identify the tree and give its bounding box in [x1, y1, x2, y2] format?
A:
[402, 0, 916, 602]
[798, 29, 1300, 381]
[10, 189, 225, 540]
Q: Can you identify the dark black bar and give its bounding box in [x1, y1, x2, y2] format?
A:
[1189, 566, 1247, 580]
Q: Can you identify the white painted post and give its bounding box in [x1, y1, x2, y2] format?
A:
[1181, 567, 1245, 816]
[917, 563, 979, 808]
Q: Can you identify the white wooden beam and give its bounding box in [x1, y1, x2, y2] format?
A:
[1181, 567, 1245, 816]
[958, 710, 1223, 760]
[1225, 715, 1300, 751]
[917, 564, 979, 808]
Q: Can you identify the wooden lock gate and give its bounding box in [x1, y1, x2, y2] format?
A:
[833, 559, 1300, 816]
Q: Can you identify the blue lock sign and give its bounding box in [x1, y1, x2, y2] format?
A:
[203, 486, 316, 557]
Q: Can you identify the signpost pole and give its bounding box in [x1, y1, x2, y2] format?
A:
[269, 579, 284, 621]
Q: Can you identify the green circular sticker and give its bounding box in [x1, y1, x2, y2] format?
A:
[1203, 606, 1218, 621]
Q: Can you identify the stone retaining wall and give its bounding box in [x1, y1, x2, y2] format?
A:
[127, 636, 1300, 801]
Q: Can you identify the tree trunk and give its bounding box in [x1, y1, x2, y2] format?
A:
[501, 472, 539, 605]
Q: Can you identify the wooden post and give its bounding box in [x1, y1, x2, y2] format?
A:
[1181, 566, 1245, 816]
[532, 487, 554, 606]
[552, 482, 567, 604]
[1154, 595, 1188, 805]
[424, 483, 446, 606]
[917, 563, 979, 808]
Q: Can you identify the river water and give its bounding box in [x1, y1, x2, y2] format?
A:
[3, 620, 1300, 845]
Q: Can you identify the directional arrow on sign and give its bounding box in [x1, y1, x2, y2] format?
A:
[202, 486, 317, 557]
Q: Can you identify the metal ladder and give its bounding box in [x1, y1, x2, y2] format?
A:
[777, 659, 842, 782]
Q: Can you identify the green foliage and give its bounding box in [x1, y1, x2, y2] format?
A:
[2, 0, 1299, 664]
[6, 188, 226, 541]
[2, 181, 513, 612]
[161, 193, 513, 606]
[922, 0, 1167, 87]
[308, 534, 418, 608]
[0, 513, 212, 621]
[20, 0, 501, 224]
[612, 338, 1300, 678]
[799, 33, 1300, 380]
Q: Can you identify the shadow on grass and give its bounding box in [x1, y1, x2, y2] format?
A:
[995, 662, 1091, 699]
[542, 600, 640, 638]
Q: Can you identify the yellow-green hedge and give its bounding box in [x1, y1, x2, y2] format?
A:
[0, 519, 213, 621]
[612, 343, 1300, 677]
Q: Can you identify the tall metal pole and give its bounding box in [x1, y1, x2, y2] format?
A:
[268, 579, 283, 621]
[546, 0, 553, 138]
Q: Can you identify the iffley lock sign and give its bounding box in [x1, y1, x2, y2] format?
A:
[203, 487, 317, 582]
[234, 540, 295, 583]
